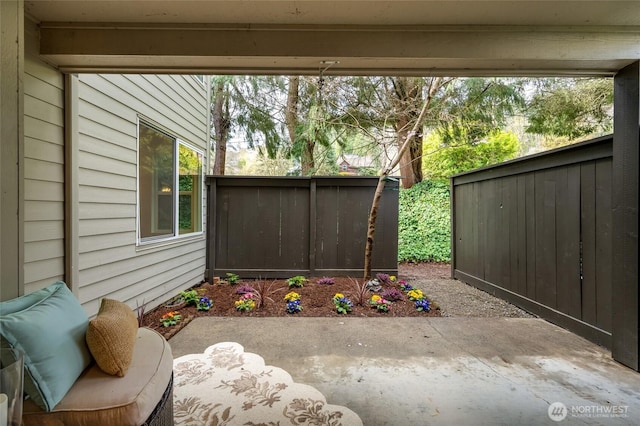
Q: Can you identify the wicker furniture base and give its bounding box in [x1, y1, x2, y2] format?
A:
[144, 373, 174, 426]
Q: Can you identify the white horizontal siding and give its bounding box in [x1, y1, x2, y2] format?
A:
[79, 232, 136, 253]
[77, 73, 208, 316]
[23, 19, 66, 295]
[24, 137, 64, 164]
[24, 201, 64, 222]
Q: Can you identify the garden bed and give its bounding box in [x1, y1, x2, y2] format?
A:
[141, 274, 441, 339]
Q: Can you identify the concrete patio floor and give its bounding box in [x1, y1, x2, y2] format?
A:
[170, 317, 640, 425]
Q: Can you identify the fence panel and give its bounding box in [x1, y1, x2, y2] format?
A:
[207, 176, 399, 280]
[452, 135, 613, 348]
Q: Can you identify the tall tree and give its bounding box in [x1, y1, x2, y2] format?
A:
[336, 77, 522, 188]
[363, 79, 441, 278]
[525, 77, 613, 141]
[211, 76, 231, 174]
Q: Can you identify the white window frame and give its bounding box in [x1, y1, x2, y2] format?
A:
[136, 118, 205, 246]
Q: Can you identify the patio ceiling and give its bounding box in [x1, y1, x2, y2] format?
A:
[26, 0, 640, 76]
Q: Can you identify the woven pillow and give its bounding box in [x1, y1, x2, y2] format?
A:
[86, 298, 138, 377]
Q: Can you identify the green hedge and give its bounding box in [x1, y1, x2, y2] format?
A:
[398, 180, 451, 263]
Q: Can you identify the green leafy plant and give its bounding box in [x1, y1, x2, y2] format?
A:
[226, 273, 240, 284]
[180, 289, 199, 306]
[160, 311, 182, 327]
[287, 275, 307, 288]
[332, 293, 353, 314]
[398, 180, 451, 263]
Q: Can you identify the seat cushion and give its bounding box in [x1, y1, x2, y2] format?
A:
[0, 282, 92, 411]
[86, 298, 138, 376]
[22, 327, 173, 426]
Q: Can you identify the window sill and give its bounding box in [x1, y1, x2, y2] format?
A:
[136, 233, 205, 253]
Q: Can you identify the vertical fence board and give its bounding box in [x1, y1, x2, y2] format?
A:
[524, 173, 537, 299]
[535, 171, 557, 308]
[556, 165, 582, 318]
[452, 135, 613, 349]
[516, 175, 528, 296]
[595, 159, 613, 332]
[455, 185, 470, 274]
[580, 161, 597, 325]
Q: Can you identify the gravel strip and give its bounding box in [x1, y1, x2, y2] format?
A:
[411, 278, 536, 318]
[398, 263, 535, 318]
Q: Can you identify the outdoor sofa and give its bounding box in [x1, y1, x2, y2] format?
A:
[0, 281, 174, 426]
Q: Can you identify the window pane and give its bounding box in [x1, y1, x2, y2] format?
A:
[178, 144, 203, 235]
[139, 123, 175, 239]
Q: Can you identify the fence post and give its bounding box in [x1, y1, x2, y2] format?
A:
[612, 61, 640, 371]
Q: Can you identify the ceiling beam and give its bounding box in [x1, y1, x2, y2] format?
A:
[39, 23, 640, 76]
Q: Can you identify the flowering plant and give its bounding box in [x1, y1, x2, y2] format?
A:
[160, 311, 181, 327]
[235, 293, 257, 312]
[375, 273, 390, 284]
[197, 296, 212, 311]
[407, 289, 425, 301]
[369, 294, 391, 312]
[415, 298, 431, 312]
[286, 299, 303, 314]
[236, 285, 256, 295]
[284, 291, 301, 302]
[283, 291, 302, 313]
[332, 293, 353, 314]
[381, 288, 404, 301]
[317, 277, 335, 285]
[399, 280, 413, 292]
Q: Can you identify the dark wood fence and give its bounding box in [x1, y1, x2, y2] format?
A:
[451, 135, 613, 348]
[206, 176, 398, 281]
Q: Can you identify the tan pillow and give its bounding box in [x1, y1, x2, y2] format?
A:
[86, 298, 138, 377]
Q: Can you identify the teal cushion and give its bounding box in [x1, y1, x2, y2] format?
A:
[0, 282, 92, 411]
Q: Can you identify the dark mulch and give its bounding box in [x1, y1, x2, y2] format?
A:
[142, 271, 442, 340]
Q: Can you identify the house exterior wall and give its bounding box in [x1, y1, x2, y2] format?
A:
[23, 18, 65, 294]
[21, 17, 209, 315]
[75, 74, 209, 316]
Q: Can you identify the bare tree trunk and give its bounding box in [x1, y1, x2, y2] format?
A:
[301, 138, 315, 175]
[397, 116, 424, 188]
[285, 76, 299, 145]
[212, 79, 230, 174]
[394, 77, 423, 189]
[364, 78, 443, 279]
